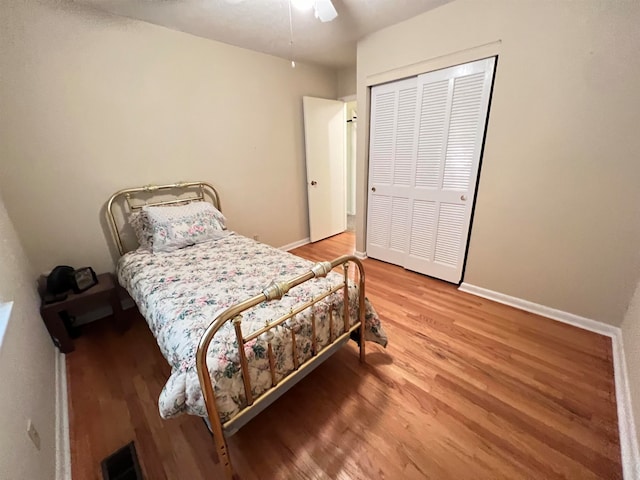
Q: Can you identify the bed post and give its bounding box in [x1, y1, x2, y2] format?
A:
[356, 259, 366, 363]
[196, 324, 235, 480]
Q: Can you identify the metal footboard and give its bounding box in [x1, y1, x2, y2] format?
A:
[195, 255, 367, 480]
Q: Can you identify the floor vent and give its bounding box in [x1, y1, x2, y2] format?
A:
[101, 441, 144, 480]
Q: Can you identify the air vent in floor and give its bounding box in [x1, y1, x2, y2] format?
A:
[101, 441, 143, 480]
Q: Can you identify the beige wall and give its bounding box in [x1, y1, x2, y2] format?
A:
[0, 1, 337, 275]
[337, 66, 357, 98]
[622, 278, 640, 457]
[0, 190, 57, 480]
[356, 0, 640, 325]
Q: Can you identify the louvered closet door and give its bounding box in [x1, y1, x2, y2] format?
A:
[366, 77, 419, 265]
[405, 57, 495, 282]
[367, 57, 495, 283]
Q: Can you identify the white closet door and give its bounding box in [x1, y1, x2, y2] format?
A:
[406, 58, 495, 283]
[366, 57, 495, 283]
[366, 77, 419, 265]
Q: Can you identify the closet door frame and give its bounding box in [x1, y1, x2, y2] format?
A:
[365, 56, 497, 284]
[453, 57, 498, 284]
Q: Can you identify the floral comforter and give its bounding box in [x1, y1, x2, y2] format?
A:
[117, 232, 387, 422]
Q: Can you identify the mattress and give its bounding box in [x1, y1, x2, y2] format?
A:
[117, 232, 387, 422]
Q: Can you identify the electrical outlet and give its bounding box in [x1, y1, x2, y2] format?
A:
[27, 420, 40, 450]
[253, 234, 259, 241]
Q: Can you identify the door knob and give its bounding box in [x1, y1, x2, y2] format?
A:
[371, 187, 376, 192]
[310, 181, 317, 186]
[460, 194, 467, 201]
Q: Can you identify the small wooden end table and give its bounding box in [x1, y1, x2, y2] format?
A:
[39, 272, 125, 353]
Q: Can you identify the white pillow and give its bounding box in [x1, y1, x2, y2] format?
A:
[144, 202, 226, 253]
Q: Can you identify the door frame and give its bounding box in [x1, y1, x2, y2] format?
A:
[458, 57, 499, 284]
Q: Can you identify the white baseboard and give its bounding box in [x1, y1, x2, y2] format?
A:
[458, 283, 618, 336]
[55, 351, 71, 480]
[279, 237, 311, 252]
[613, 331, 640, 480]
[354, 250, 367, 260]
[459, 282, 639, 479]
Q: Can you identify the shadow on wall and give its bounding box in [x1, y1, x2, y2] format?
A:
[100, 201, 125, 270]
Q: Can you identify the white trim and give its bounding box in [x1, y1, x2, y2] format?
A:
[613, 331, 640, 480]
[354, 250, 367, 260]
[459, 282, 639, 479]
[55, 351, 71, 480]
[278, 237, 311, 252]
[365, 40, 502, 87]
[458, 283, 617, 336]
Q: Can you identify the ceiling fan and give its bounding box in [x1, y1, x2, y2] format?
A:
[224, 0, 337, 68]
[224, 0, 338, 23]
[293, 0, 338, 23]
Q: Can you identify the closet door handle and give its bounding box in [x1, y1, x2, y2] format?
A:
[460, 194, 467, 201]
[310, 181, 317, 186]
[371, 187, 376, 192]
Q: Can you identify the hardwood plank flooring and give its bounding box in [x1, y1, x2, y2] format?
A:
[67, 231, 622, 479]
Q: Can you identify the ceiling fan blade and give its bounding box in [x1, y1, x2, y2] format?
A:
[314, 0, 338, 22]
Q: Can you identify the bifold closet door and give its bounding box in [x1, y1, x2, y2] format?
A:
[366, 77, 419, 266]
[367, 57, 495, 283]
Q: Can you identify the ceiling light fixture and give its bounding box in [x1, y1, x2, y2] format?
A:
[291, 0, 315, 12]
[314, 0, 337, 22]
[293, 0, 338, 22]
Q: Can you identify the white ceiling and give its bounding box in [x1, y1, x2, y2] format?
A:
[72, 0, 449, 69]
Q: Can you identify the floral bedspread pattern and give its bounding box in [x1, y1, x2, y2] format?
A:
[117, 232, 387, 422]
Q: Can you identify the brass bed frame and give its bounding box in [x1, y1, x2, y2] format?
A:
[106, 181, 366, 480]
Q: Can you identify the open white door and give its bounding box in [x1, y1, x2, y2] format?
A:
[303, 96, 347, 242]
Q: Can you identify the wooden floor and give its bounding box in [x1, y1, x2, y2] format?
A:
[67, 232, 622, 479]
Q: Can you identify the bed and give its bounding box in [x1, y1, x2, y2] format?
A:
[106, 181, 387, 479]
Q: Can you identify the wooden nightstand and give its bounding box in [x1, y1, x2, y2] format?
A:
[39, 272, 126, 353]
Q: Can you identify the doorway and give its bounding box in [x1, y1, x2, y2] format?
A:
[346, 101, 357, 232]
[302, 96, 347, 243]
[302, 96, 358, 243]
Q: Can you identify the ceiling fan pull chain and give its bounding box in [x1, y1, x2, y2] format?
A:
[288, 0, 296, 68]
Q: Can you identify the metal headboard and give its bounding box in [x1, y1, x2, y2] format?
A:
[106, 181, 221, 256]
